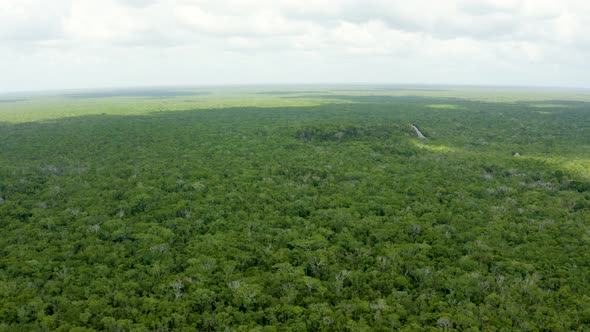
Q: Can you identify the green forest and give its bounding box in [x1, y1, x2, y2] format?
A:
[0, 87, 589, 331]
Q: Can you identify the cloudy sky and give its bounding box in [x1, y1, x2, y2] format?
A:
[1, 0, 590, 92]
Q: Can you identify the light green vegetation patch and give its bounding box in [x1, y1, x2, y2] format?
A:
[529, 103, 573, 108]
[413, 141, 456, 152]
[2, 85, 590, 123]
[0, 91, 339, 123]
[427, 104, 464, 110]
[402, 87, 590, 103]
[524, 155, 590, 179]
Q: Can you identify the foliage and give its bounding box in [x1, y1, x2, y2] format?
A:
[0, 88, 589, 330]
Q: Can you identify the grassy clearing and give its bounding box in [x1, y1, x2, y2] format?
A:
[426, 104, 464, 110]
[414, 141, 456, 152]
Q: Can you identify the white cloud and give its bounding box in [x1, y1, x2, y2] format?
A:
[117, 0, 159, 8]
[175, 4, 311, 37]
[1, 0, 590, 91]
[0, 0, 68, 41]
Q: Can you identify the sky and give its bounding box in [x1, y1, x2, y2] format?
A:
[1, 0, 590, 92]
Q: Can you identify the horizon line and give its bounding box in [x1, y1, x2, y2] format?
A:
[2, 82, 590, 96]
